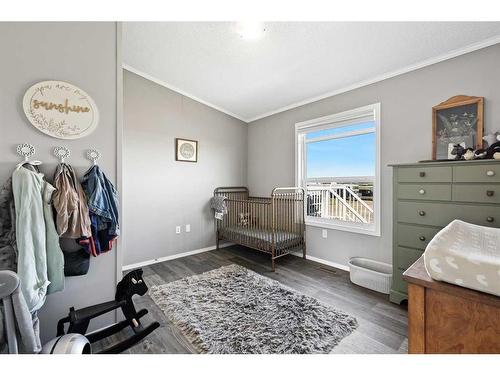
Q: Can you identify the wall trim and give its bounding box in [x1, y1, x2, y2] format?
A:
[115, 22, 124, 288]
[292, 252, 350, 272]
[122, 242, 233, 271]
[122, 64, 247, 122]
[247, 34, 500, 122]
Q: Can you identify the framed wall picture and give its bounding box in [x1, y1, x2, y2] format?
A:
[432, 95, 484, 160]
[175, 138, 198, 162]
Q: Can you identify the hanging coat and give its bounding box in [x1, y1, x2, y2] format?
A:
[80, 165, 119, 256]
[11, 164, 65, 311]
[42, 182, 64, 294]
[52, 163, 91, 239]
[12, 165, 49, 312]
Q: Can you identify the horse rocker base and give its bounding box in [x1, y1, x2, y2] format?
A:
[54, 269, 160, 354]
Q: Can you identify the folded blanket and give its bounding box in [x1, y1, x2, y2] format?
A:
[210, 196, 227, 220]
[424, 220, 500, 297]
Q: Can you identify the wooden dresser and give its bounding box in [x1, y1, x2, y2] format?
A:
[403, 257, 500, 353]
[390, 160, 500, 304]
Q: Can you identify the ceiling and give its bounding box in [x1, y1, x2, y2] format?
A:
[123, 22, 500, 122]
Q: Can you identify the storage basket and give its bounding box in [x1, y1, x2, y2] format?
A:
[348, 257, 392, 294]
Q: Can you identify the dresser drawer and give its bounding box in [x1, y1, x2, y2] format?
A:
[397, 166, 452, 183]
[397, 201, 500, 228]
[453, 184, 500, 204]
[397, 223, 441, 249]
[453, 164, 500, 183]
[397, 246, 423, 271]
[397, 184, 451, 201]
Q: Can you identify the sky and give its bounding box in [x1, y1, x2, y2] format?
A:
[306, 121, 375, 178]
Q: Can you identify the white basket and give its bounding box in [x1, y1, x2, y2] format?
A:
[348, 257, 392, 294]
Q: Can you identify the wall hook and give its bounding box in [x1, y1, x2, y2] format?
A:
[53, 146, 71, 163]
[86, 149, 101, 165]
[17, 143, 35, 162]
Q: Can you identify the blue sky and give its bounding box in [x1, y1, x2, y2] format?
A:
[306, 122, 375, 178]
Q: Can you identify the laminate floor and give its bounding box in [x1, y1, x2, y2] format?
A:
[95, 245, 408, 354]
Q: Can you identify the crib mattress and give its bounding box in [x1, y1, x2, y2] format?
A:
[423, 219, 500, 297]
[220, 226, 302, 249]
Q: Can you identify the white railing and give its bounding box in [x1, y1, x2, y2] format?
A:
[306, 183, 374, 224]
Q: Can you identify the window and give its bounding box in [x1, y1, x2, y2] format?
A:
[295, 104, 381, 236]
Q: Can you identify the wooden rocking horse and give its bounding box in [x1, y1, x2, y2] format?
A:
[56, 269, 160, 354]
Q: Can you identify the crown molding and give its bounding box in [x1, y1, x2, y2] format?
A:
[124, 34, 500, 124]
[122, 64, 248, 122]
[246, 34, 500, 123]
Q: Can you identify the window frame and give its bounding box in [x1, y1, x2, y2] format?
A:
[295, 103, 381, 237]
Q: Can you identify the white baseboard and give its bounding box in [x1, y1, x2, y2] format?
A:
[122, 242, 233, 271]
[292, 252, 350, 272]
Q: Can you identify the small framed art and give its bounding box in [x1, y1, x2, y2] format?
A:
[432, 95, 484, 160]
[175, 138, 198, 162]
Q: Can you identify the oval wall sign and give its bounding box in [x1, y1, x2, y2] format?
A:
[23, 80, 99, 139]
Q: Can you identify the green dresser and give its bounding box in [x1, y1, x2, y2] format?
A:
[390, 160, 500, 304]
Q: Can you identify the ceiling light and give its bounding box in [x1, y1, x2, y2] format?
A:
[236, 21, 266, 40]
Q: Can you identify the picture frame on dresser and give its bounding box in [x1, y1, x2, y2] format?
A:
[432, 95, 484, 160]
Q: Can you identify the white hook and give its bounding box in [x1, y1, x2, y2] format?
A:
[16, 143, 35, 162]
[53, 146, 71, 164]
[86, 149, 101, 165]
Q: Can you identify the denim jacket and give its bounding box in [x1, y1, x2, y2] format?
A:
[80, 165, 119, 256]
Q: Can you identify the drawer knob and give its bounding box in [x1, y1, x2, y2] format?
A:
[418, 210, 426, 216]
[418, 189, 425, 195]
[487, 190, 495, 197]
[419, 171, 426, 177]
[487, 170, 495, 177]
[487, 217, 495, 223]
[419, 236, 426, 241]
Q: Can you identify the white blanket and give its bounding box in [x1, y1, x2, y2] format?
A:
[424, 220, 500, 297]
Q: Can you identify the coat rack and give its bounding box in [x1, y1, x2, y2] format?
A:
[53, 146, 71, 163]
[86, 149, 101, 165]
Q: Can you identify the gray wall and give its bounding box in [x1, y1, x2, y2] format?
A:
[0, 22, 119, 342]
[248, 44, 500, 267]
[123, 70, 247, 266]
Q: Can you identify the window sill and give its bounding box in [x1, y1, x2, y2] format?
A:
[305, 218, 381, 237]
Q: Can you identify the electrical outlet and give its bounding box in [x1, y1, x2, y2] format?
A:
[185, 224, 191, 233]
[322, 229, 328, 239]
[175, 226, 181, 234]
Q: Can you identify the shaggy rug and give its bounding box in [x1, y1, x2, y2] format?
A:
[149, 264, 358, 354]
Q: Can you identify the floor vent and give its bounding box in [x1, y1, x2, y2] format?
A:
[319, 266, 337, 274]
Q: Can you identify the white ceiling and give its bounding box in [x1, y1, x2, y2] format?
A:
[123, 22, 500, 122]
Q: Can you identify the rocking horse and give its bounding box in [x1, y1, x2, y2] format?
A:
[55, 269, 160, 354]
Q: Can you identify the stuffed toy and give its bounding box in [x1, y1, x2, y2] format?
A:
[473, 148, 488, 159]
[486, 138, 500, 159]
[451, 144, 466, 160]
[463, 148, 475, 160]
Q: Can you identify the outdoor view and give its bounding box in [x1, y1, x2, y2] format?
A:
[305, 121, 375, 224]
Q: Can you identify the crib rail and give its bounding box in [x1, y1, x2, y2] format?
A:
[214, 186, 305, 270]
[272, 187, 306, 259]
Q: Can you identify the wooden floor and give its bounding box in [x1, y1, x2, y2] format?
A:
[98, 245, 408, 354]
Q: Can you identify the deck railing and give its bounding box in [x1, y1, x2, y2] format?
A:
[306, 183, 373, 224]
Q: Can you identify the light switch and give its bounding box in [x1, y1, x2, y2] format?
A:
[322, 229, 328, 239]
[185, 224, 191, 233]
[175, 226, 181, 234]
